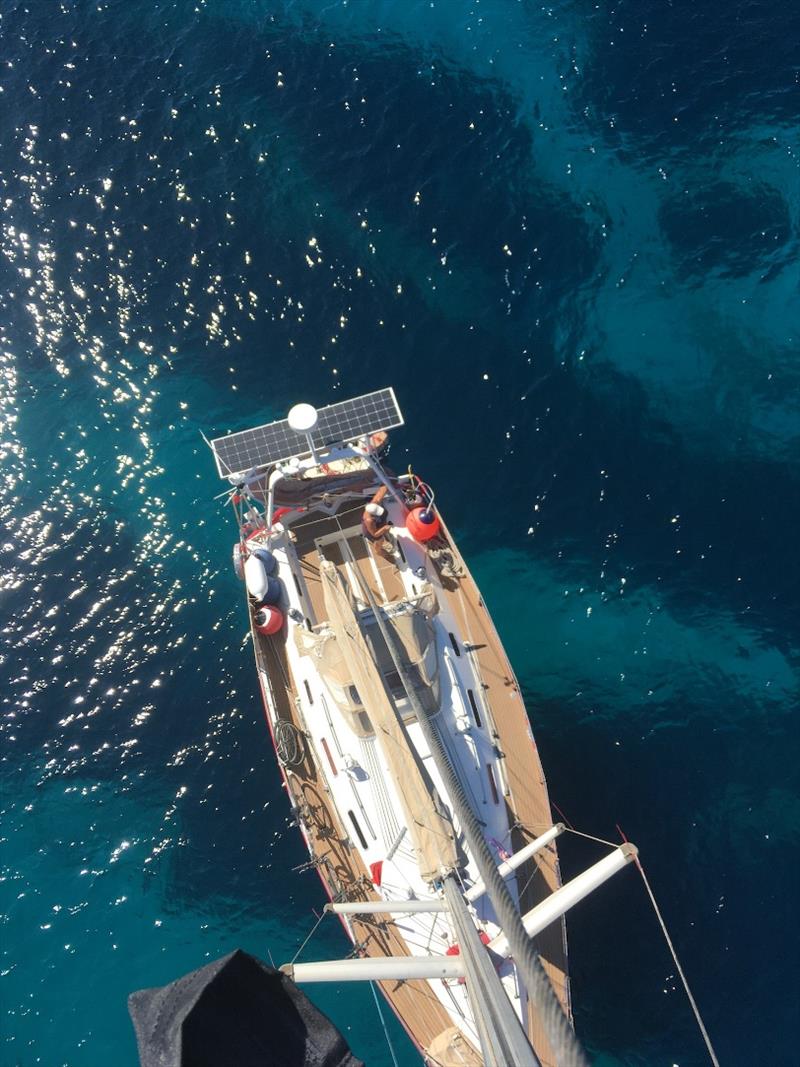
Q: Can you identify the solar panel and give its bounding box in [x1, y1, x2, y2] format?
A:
[210, 387, 404, 479]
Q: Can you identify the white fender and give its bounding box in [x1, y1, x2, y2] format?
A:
[244, 553, 269, 600]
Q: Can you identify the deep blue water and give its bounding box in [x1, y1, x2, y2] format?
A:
[1, 1, 798, 1064]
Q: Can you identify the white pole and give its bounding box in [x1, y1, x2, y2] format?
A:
[305, 432, 322, 467]
[489, 843, 638, 958]
[466, 824, 565, 903]
[325, 901, 448, 915]
[442, 875, 540, 1067]
[282, 955, 465, 983]
[385, 825, 406, 861]
[265, 468, 283, 541]
[354, 448, 407, 508]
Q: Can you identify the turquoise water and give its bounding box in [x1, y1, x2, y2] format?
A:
[1, 1, 798, 1063]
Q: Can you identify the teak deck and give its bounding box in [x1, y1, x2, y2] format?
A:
[252, 506, 569, 1066]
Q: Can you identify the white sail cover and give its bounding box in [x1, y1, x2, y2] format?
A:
[319, 561, 457, 882]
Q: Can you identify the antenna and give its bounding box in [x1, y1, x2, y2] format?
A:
[287, 402, 321, 465]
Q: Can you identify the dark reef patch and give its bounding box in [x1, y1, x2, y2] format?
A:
[659, 181, 792, 281]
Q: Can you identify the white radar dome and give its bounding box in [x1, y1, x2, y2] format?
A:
[287, 403, 318, 433]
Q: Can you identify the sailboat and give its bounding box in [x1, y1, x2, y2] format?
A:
[208, 388, 638, 1066]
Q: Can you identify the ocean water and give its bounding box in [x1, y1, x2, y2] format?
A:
[1, 1, 798, 1064]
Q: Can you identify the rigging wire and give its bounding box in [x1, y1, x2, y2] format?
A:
[617, 827, 720, 1067]
[563, 826, 621, 849]
[290, 908, 327, 966]
[519, 816, 719, 1065]
[369, 982, 400, 1067]
[550, 799, 575, 830]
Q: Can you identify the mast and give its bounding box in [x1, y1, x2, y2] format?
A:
[441, 875, 539, 1066]
[349, 561, 588, 1067]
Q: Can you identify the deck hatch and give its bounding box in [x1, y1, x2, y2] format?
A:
[210, 387, 404, 478]
[467, 689, 483, 728]
[487, 765, 500, 805]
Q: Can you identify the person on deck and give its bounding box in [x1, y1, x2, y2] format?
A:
[362, 485, 392, 546]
